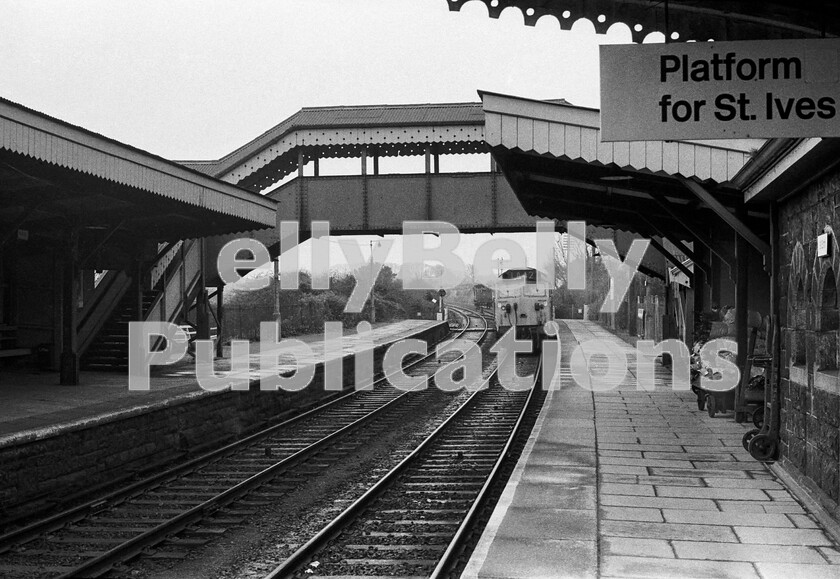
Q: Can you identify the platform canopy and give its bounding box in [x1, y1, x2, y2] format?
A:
[479, 90, 772, 278]
[0, 97, 276, 249]
[445, 0, 838, 42]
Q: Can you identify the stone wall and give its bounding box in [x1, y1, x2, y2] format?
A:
[0, 321, 448, 520]
[778, 166, 840, 515]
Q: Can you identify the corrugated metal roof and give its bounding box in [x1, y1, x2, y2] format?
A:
[0, 96, 276, 228]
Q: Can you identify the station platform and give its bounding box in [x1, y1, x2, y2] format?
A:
[462, 320, 840, 579]
[0, 318, 447, 519]
[0, 318, 443, 444]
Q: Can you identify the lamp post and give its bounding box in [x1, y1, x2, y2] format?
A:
[370, 240, 376, 324]
[273, 255, 282, 337]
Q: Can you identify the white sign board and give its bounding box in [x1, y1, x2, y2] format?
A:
[600, 39, 840, 141]
[818, 232, 831, 258]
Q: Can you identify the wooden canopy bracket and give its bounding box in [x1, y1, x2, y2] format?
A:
[639, 214, 710, 277]
[681, 178, 771, 266]
[652, 195, 735, 274]
[80, 221, 125, 268]
[649, 236, 694, 282]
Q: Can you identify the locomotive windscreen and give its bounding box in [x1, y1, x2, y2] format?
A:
[499, 268, 537, 282]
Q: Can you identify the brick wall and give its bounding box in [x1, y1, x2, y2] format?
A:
[778, 166, 840, 515]
[0, 322, 448, 519]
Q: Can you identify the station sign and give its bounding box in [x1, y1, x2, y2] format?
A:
[600, 38, 840, 141]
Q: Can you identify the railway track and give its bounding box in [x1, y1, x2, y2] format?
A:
[0, 313, 488, 579]
[266, 318, 544, 579]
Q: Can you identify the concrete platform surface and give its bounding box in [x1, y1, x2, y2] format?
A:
[462, 320, 840, 579]
[0, 319, 441, 444]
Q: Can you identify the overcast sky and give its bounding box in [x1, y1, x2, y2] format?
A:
[1, 1, 647, 275]
[1, 0, 640, 160]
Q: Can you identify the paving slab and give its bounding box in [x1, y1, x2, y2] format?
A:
[466, 538, 597, 579]
[755, 562, 840, 579]
[603, 536, 674, 558]
[661, 509, 794, 527]
[460, 321, 840, 579]
[672, 540, 826, 563]
[734, 526, 833, 546]
[494, 507, 596, 540]
[601, 556, 760, 578]
[602, 520, 741, 542]
[601, 506, 665, 522]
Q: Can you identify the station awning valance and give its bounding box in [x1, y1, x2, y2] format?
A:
[0, 97, 276, 243]
[479, 90, 771, 279]
[446, 0, 837, 42]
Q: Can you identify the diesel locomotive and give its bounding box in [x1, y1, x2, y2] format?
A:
[494, 267, 553, 352]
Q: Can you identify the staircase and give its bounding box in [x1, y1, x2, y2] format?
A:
[79, 239, 204, 372]
[81, 287, 157, 371]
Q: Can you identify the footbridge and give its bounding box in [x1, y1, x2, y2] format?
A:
[180, 102, 669, 281]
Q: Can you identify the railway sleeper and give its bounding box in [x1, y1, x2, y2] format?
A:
[0, 564, 72, 575]
[48, 536, 128, 544]
[363, 531, 452, 537]
[375, 509, 464, 525]
[0, 548, 105, 557]
[361, 519, 461, 527]
[57, 525, 150, 535]
[183, 527, 227, 536]
[404, 474, 486, 480]
[88, 516, 170, 524]
[206, 517, 246, 525]
[144, 550, 190, 560]
[378, 509, 464, 515]
[165, 537, 209, 547]
[343, 544, 446, 552]
[401, 482, 483, 487]
[339, 557, 440, 566]
[376, 496, 473, 506]
[307, 575, 427, 579]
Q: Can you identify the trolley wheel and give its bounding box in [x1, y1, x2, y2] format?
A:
[748, 434, 777, 462]
[752, 407, 765, 429]
[742, 428, 761, 451]
[735, 411, 746, 423]
[706, 394, 716, 418]
[696, 394, 706, 411]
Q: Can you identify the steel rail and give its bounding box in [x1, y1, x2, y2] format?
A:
[264, 320, 510, 579]
[35, 314, 486, 578]
[55, 377, 425, 578]
[429, 354, 543, 578]
[0, 319, 473, 551]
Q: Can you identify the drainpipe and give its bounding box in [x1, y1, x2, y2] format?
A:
[770, 200, 781, 447]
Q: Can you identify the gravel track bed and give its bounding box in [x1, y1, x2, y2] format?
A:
[112, 332, 499, 579]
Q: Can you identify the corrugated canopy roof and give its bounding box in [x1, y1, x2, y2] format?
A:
[0, 96, 276, 241]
